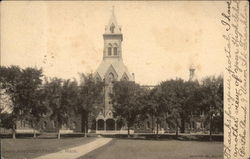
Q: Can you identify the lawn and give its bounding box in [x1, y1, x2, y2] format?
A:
[80, 139, 223, 159]
[1, 137, 95, 159]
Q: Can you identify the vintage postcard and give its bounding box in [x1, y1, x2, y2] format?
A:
[0, 1, 249, 159]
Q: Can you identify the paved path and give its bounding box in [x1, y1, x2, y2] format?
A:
[35, 138, 112, 159]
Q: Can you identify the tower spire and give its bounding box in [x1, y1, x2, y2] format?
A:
[105, 6, 121, 34]
[189, 64, 197, 81]
[103, 6, 123, 59]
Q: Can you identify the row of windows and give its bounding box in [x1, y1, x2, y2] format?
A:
[108, 47, 118, 56]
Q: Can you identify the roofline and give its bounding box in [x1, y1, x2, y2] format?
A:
[103, 34, 123, 41]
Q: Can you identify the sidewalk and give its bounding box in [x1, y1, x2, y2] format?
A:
[34, 138, 112, 159]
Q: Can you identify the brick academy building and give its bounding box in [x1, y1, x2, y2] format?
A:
[13, 8, 205, 134]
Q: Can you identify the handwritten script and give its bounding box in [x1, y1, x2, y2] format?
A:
[221, 0, 249, 159]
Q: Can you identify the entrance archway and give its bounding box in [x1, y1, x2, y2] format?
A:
[97, 119, 104, 130]
[106, 119, 115, 130]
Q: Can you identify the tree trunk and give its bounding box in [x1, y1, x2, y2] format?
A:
[176, 127, 178, 138]
[58, 128, 61, 139]
[151, 115, 154, 134]
[209, 115, 212, 141]
[81, 111, 84, 133]
[156, 118, 159, 138]
[175, 120, 178, 138]
[127, 122, 130, 138]
[156, 123, 159, 135]
[33, 128, 36, 138]
[12, 125, 16, 139]
[81, 110, 89, 136]
[181, 118, 185, 133]
[84, 121, 87, 138]
[33, 122, 38, 138]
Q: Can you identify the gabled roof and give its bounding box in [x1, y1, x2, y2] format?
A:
[95, 72, 102, 81]
[121, 72, 129, 81]
[105, 110, 113, 119]
[104, 64, 118, 80]
[96, 111, 105, 120]
[95, 58, 134, 81]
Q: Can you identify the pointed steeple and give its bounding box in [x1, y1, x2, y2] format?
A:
[105, 6, 122, 34]
[103, 6, 123, 59]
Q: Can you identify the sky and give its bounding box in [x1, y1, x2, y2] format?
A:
[1, 1, 225, 85]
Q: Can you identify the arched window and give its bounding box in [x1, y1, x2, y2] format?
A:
[108, 73, 114, 83]
[108, 48, 112, 56]
[108, 44, 112, 56]
[113, 44, 118, 56]
[113, 47, 117, 56]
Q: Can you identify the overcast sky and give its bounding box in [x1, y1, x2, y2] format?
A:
[1, 1, 224, 85]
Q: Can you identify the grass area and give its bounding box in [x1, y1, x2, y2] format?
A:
[1, 137, 95, 159]
[101, 134, 223, 141]
[80, 139, 223, 159]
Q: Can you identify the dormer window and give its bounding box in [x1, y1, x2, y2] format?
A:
[110, 23, 115, 33]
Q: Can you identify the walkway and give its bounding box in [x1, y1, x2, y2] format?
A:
[34, 138, 112, 159]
